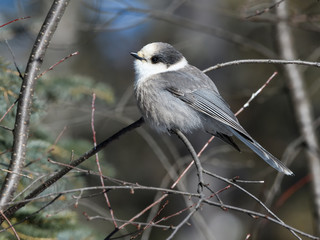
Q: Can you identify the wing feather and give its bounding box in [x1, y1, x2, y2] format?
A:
[167, 87, 251, 140]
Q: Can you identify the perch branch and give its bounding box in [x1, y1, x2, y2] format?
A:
[0, 117, 144, 223]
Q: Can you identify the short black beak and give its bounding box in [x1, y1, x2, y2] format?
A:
[130, 52, 146, 61]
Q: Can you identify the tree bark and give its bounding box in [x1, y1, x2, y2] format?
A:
[0, 0, 71, 210]
[276, 0, 320, 234]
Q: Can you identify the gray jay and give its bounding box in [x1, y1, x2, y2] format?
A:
[130, 42, 293, 176]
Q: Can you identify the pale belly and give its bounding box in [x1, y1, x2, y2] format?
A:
[135, 82, 203, 133]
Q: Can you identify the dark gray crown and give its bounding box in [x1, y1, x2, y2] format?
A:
[151, 42, 184, 65]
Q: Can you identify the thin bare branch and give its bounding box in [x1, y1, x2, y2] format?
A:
[203, 59, 320, 73]
[0, 101, 18, 124]
[204, 199, 318, 240]
[91, 93, 118, 228]
[234, 71, 278, 115]
[276, 1, 320, 234]
[0, 0, 71, 210]
[0, 16, 30, 28]
[127, 7, 276, 58]
[37, 51, 79, 79]
[245, 0, 285, 19]
[265, 116, 320, 207]
[173, 129, 204, 193]
[204, 170, 301, 239]
[166, 202, 201, 240]
[0, 117, 144, 223]
[0, 210, 20, 240]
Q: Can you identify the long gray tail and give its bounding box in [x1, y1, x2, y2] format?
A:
[230, 128, 294, 176]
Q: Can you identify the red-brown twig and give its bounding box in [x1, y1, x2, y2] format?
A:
[91, 93, 118, 228]
[0, 101, 17, 123]
[37, 51, 79, 79]
[117, 194, 168, 230]
[171, 72, 278, 188]
[0, 210, 20, 240]
[154, 201, 194, 226]
[275, 174, 311, 208]
[47, 126, 68, 155]
[53, 126, 68, 146]
[131, 200, 170, 239]
[235, 72, 277, 115]
[0, 16, 30, 28]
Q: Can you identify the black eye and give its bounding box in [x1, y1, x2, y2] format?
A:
[151, 56, 160, 64]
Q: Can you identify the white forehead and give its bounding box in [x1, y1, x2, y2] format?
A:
[140, 42, 160, 56]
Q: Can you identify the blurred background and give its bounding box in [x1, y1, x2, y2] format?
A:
[0, 0, 320, 239]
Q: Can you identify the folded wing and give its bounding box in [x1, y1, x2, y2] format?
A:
[167, 87, 293, 176]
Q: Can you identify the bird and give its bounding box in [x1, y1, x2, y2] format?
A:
[130, 42, 293, 176]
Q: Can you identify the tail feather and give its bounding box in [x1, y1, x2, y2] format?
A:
[229, 128, 294, 176]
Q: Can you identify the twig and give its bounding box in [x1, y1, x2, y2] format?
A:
[166, 198, 204, 240]
[153, 202, 192, 225]
[276, 1, 320, 234]
[0, 117, 144, 223]
[53, 126, 67, 146]
[11, 175, 50, 202]
[142, 174, 183, 240]
[86, 214, 174, 230]
[234, 72, 277, 115]
[0, 125, 13, 131]
[275, 174, 311, 208]
[72, 189, 83, 208]
[264, 137, 303, 207]
[167, 129, 206, 239]
[231, 177, 264, 184]
[264, 116, 320, 207]
[0, 16, 30, 28]
[204, 199, 319, 240]
[245, 0, 285, 19]
[37, 51, 79, 79]
[119, 194, 168, 230]
[6, 186, 193, 207]
[47, 157, 125, 186]
[0, 168, 32, 180]
[204, 184, 227, 210]
[0, 0, 71, 210]
[5, 40, 23, 80]
[1, 194, 62, 234]
[2, 183, 318, 239]
[0, 210, 20, 240]
[173, 129, 204, 193]
[143, 200, 170, 230]
[203, 169, 301, 239]
[203, 59, 320, 73]
[0, 101, 18, 123]
[45, 126, 68, 157]
[91, 93, 117, 228]
[105, 194, 168, 239]
[130, 200, 171, 239]
[127, 7, 275, 58]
